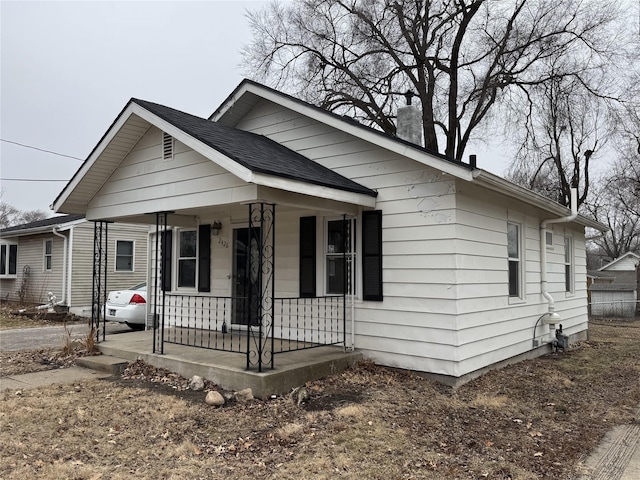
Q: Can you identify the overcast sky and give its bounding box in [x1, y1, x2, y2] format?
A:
[1, 0, 523, 216]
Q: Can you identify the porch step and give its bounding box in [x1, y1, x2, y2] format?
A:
[76, 355, 130, 375]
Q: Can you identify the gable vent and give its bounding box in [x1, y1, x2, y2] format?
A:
[163, 132, 174, 160]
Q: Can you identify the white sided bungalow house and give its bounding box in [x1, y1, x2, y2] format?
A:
[52, 80, 605, 384]
[0, 215, 148, 316]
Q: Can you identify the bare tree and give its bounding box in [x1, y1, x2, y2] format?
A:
[0, 190, 49, 229]
[584, 111, 640, 261]
[0, 201, 21, 229]
[505, 74, 613, 207]
[243, 0, 624, 163]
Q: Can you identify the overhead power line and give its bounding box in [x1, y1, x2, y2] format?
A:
[0, 138, 84, 161]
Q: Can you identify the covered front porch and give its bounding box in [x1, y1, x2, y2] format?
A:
[52, 95, 379, 384]
[89, 197, 359, 373]
[95, 327, 362, 399]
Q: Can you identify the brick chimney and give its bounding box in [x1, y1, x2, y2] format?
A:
[396, 90, 423, 147]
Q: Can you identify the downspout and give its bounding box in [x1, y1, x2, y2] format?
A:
[66, 226, 74, 309]
[539, 185, 579, 326]
[52, 227, 68, 306]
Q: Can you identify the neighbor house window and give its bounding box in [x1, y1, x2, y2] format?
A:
[325, 218, 355, 295]
[564, 236, 573, 293]
[44, 239, 53, 271]
[115, 240, 134, 272]
[507, 222, 521, 298]
[178, 230, 197, 288]
[0, 242, 18, 277]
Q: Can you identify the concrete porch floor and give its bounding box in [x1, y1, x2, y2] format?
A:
[96, 329, 361, 399]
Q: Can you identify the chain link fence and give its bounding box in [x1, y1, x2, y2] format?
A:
[588, 299, 640, 319]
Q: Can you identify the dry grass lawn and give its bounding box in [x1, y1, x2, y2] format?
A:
[1, 318, 639, 479]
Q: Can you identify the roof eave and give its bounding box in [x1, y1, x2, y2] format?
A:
[52, 100, 142, 214]
[251, 172, 377, 208]
[472, 170, 608, 231]
[0, 218, 85, 238]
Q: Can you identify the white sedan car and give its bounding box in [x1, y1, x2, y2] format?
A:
[105, 283, 147, 330]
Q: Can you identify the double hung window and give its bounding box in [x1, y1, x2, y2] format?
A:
[507, 223, 521, 298]
[115, 240, 134, 272]
[564, 236, 573, 293]
[325, 219, 355, 295]
[44, 239, 53, 271]
[178, 230, 197, 288]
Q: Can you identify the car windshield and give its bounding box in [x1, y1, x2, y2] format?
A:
[131, 283, 146, 291]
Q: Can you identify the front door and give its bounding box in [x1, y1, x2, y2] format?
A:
[232, 227, 260, 326]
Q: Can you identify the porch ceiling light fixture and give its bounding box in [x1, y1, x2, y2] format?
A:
[211, 221, 222, 236]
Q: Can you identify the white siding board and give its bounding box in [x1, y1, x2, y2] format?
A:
[354, 307, 456, 328]
[100, 169, 240, 197]
[356, 321, 457, 345]
[382, 254, 456, 270]
[355, 335, 457, 362]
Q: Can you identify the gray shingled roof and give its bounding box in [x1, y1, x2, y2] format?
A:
[1, 214, 85, 234]
[132, 98, 377, 198]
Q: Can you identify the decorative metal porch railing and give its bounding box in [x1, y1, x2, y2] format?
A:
[149, 202, 350, 371]
[160, 294, 346, 367]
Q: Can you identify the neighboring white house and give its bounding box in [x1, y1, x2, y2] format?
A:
[51, 79, 606, 384]
[0, 215, 148, 316]
[589, 252, 640, 318]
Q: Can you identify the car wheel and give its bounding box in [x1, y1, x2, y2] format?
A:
[126, 322, 145, 331]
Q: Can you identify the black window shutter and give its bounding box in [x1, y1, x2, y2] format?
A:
[8, 245, 17, 275]
[362, 210, 383, 301]
[299, 216, 316, 297]
[1, 244, 6, 275]
[162, 230, 172, 292]
[198, 224, 211, 292]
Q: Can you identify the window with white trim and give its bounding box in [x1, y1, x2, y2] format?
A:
[507, 222, 521, 298]
[44, 239, 53, 271]
[178, 230, 197, 288]
[564, 236, 573, 293]
[115, 240, 134, 272]
[0, 242, 18, 277]
[325, 218, 356, 295]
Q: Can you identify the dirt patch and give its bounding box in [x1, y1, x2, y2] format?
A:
[1, 320, 639, 479]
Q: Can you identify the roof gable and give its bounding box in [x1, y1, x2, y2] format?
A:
[131, 99, 376, 197]
[53, 97, 376, 215]
[598, 252, 640, 272]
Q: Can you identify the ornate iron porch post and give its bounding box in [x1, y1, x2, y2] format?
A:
[91, 221, 109, 342]
[343, 214, 347, 348]
[153, 212, 169, 354]
[246, 203, 275, 372]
